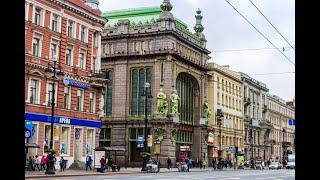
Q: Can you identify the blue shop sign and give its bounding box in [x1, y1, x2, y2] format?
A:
[288, 119, 295, 126]
[25, 112, 101, 128]
[63, 78, 91, 89]
[25, 120, 33, 138]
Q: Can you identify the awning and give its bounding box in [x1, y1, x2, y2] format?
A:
[94, 146, 125, 151]
[25, 143, 40, 148]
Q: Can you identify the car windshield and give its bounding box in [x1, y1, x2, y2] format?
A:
[270, 162, 278, 165]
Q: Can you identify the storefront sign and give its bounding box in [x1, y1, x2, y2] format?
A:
[180, 146, 191, 152]
[25, 120, 33, 138]
[137, 135, 144, 148]
[25, 112, 101, 128]
[63, 78, 91, 89]
[288, 119, 295, 126]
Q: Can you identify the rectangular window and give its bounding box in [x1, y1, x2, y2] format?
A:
[67, 20, 74, 37]
[93, 32, 98, 47]
[63, 86, 71, 109]
[105, 70, 113, 116]
[34, 7, 41, 25]
[50, 41, 58, 60]
[89, 92, 95, 113]
[61, 126, 70, 154]
[99, 128, 111, 147]
[32, 37, 40, 57]
[29, 79, 39, 104]
[44, 125, 51, 152]
[78, 51, 85, 69]
[91, 57, 96, 72]
[130, 68, 152, 116]
[80, 25, 87, 42]
[46, 82, 55, 106]
[86, 129, 94, 155]
[51, 14, 59, 32]
[76, 89, 83, 111]
[65, 47, 72, 66]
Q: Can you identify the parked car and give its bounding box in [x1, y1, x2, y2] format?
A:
[285, 161, 295, 169]
[269, 162, 282, 169]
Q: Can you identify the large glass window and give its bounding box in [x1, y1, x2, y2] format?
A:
[27, 123, 38, 156]
[44, 125, 51, 152]
[86, 129, 94, 155]
[105, 70, 113, 116]
[176, 73, 195, 125]
[50, 41, 58, 60]
[46, 82, 54, 106]
[130, 68, 152, 116]
[29, 79, 39, 104]
[61, 126, 70, 155]
[80, 25, 87, 42]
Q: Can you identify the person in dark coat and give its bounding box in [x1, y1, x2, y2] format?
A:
[167, 157, 172, 170]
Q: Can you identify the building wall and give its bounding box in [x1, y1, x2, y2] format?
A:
[207, 63, 244, 160]
[25, 0, 105, 167]
[268, 95, 295, 161]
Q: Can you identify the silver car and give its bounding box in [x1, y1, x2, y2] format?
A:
[269, 162, 282, 169]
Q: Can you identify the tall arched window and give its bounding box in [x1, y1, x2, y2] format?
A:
[105, 70, 113, 116]
[130, 67, 152, 116]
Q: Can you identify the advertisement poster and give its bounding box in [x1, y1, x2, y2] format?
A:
[211, 148, 218, 157]
[237, 155, 244, 165]
[154, 141, 160, 155]
[94, 151, 105, 168]
[137, 135, 144, 148]
[54, 126, 60, 141]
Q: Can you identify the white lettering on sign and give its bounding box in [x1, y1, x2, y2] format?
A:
[59, 117, 71, 124]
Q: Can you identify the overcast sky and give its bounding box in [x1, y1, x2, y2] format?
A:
[99, 0, 295, 102]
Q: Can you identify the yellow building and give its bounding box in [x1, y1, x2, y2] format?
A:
[207, 63, 244, 161]
[268, 95, 295, 161]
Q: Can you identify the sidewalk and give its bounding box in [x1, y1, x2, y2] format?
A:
[25, 167, 243, 178]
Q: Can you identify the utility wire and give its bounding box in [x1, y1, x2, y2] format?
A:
[224, 0, 295, 66]
[248, 72, 295, 76]
[249, 0, 295, 50]
[213, 46, 293, 53]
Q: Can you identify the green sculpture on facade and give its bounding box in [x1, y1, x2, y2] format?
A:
[170, 90, 180, 116]
[156, 88, 168, 115]
[203, 100, 212, 122]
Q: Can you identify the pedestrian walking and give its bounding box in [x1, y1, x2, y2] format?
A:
[85, 154, 93, 171]
[59, 157, 66, 172]
[212, 158, 216, 169]
[34, 155, 41, 171]
[27, 156, 34, 171]
[188, 158, 193, 170]
[100, 155, 106, 173]
[40, 155, 47, 171]
[199, 159, 203, 169]
[167, 157, 172, 170]
[203, 159, 207, 169]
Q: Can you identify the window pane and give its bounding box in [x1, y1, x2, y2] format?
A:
[61, 127, 69, 154]
[86, 129, 94, 155]
[131, 69, 138, 116]
[130, 128, 136, 140]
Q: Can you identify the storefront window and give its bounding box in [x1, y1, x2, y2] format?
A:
[44, 125, 51, 152]
[27, 123, 38, 156]
[86, 129, 94, 155]
[61, 126, 70, 155]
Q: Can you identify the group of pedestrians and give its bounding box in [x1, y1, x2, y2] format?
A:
[26, 155, 48, 171]
[99, 155, 116, 173]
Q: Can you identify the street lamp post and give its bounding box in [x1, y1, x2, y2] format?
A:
[282, 128, 286, 164]
[44, 56, 64, 174]
[141, 82, 153, 171]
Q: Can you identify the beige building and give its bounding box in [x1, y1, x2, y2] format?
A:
[207, 63, 244, 160]
[241, 73, 271, 161]
[268, 95, 295, 161]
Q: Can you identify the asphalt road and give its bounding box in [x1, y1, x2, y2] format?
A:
[29, 169, 294, 180]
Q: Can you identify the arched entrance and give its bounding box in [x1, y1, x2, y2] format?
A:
[175, 72, 201, 160]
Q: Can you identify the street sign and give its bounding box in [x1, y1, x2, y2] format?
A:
[137, 135, 144, 148]
[25, 120, 33, 138]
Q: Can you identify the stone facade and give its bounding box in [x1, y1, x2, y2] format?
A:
[100, 1, 212, 167]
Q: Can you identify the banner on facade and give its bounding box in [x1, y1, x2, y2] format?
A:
[154, 141, 161, 155]
[137, 135, 144, 148]
[25, 120, 33, 138]
[147, 135, 152, 147]
[180, 146, 191, 152]
[54, 126, 60, 141]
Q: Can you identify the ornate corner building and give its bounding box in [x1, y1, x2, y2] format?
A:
[99, 0, 212, 167]
[25, 0, 106, 168]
